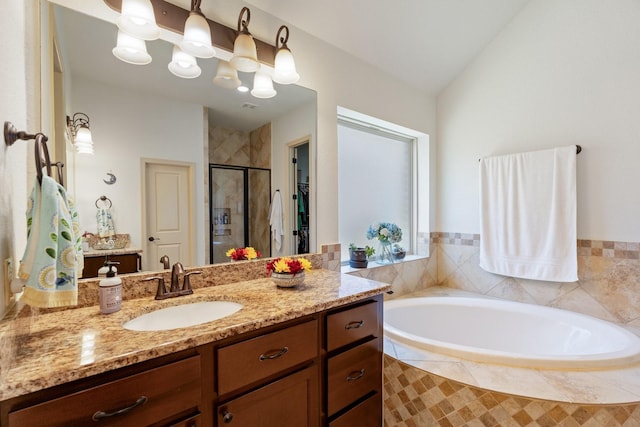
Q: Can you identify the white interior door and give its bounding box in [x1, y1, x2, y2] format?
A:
[144, 162, 193, 270]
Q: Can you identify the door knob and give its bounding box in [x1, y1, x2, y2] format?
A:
[148, 236, 160, 242]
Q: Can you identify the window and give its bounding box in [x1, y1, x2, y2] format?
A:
[338, 116, 416, 262]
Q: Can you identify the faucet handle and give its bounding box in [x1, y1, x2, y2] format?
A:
[143, 276, 167, 300]
[182, 271, 202, 293]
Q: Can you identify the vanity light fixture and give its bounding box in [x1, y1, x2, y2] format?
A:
[66, 113, 94, 154]
[105, 0, 301, 99]
[112, 30, 152, 65]
[273, 25, 300, 85]
[117, 0, 160, 40]
[168, 45, 202, 78]
[251, 66, 277, 98]
[213, 60, 241, 89]
[230, 7, 260, 73]
[180, 0, 215, 58]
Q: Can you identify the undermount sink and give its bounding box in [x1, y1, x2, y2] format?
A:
[123, 301, 243, 331]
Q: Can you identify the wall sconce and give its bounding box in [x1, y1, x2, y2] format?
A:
[251, 66, 276, 98]
[181, 0, 215, 58]
[112, 30, 152, 65]
[168, 45, 202, 78]
[66, 113, 94, 154]
[117, 0, 160, 40]
[230, 7, 260, 73]
[273, 25, 300, 85]
[213, 60, 241, 89]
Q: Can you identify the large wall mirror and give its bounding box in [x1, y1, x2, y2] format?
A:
[47, 1, 317, 277]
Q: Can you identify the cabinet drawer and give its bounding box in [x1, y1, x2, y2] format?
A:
[8, 355, 201, 427]
[217, 366, 319, 427]
[329, 392, 381, 427]
[327, 339, 381, 416]
[217, 319, 318, 395]
[327, 300, 379, 351]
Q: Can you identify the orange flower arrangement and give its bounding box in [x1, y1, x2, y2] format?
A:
[266, 257, 312, 276]
[226, 247, 261, 261]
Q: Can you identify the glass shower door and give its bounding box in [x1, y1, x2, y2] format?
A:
[210, 166, 246, 263]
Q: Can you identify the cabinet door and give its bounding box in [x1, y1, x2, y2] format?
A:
[216, 366, 318, 427]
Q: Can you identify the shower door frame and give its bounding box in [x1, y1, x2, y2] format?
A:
[208, 164, 271, 264]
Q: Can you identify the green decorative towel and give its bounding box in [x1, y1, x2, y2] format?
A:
[96, 207, 115, 238]
[19, 175, 82, 308]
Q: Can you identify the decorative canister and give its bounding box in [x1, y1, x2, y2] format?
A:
[271, 271, 306, 288]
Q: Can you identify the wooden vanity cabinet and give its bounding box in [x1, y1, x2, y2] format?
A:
[325, 295, 383, 426]
[215, 318, 320, 427]
[83, 252, 141, 278]
[6, 354, 202, 427]
[1, 294, 383, 427]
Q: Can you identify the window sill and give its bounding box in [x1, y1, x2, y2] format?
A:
[340, 254, 428, 274]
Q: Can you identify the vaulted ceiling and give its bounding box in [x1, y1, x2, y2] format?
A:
[237, 0, 532, 95]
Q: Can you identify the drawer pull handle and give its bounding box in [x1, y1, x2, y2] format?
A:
[345, 320, 365, 330]
[92, 395, 148, 421]
[259, 346, 289, 361]
[346, 368, 366, 382]
[222, 409, 234, 423]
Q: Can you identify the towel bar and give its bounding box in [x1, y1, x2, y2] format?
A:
[479, 144, 581, 162]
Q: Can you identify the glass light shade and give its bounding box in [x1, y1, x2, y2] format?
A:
[117, 0, 160, 40]
[230, 33, 260, 72]
[112, 31, 152, 65]
[168, 46, 201, 79]
[251, 69, 276, 98]
[74, 126, 94, 154]
[180, 12, 215, 58]
[213, 60, 241, 89]
[273, 47, 300, 85]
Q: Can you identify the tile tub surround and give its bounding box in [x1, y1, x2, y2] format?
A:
[431, 233, 640, 330]
[383, 287, 640, 426]
[0, 268, 391, 401]
[383, 356, 640, 427]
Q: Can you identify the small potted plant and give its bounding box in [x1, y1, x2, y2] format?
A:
[348, 243, 375, 268]
[266, 256, 312, 287]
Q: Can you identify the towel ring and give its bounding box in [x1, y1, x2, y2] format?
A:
[51, 161, 64, 187]
[95, 195, 112, 209]
[34, 133, 52, 184]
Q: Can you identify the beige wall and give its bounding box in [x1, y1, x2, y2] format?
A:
[436, 0, 640, 241]
[0, 1, 40, 316]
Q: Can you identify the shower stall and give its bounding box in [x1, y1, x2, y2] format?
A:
[209, 164, 271, 263]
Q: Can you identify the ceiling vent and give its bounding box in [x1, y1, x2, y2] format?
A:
[242, 102, 258, 109]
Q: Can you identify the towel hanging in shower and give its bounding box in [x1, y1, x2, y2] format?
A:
[269, 190, 284, 251]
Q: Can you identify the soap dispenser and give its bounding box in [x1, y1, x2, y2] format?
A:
[98, 257, 117, 277]
[99, 262, 122, 314]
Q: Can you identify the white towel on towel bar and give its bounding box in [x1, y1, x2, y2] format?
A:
[479, 145, 578, 282]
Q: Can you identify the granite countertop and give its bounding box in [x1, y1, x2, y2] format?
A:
[0, 269, 390, 401]
[83, 247, 143, 257]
